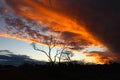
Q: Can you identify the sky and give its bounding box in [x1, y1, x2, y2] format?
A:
[0, 0, 119, 64]
[0, 37, 48, 61]
[0, 37, 87, 62]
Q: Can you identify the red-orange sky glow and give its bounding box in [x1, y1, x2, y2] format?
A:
[0, 0, 117, 64]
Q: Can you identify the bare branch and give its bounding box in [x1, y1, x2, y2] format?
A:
[54, 50, 59, 63]
[31, 43, 51, 61]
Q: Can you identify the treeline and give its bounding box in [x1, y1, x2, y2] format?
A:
[0, 62, 120, 80]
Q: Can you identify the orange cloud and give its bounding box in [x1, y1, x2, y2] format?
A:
[0, 0, 116, 64]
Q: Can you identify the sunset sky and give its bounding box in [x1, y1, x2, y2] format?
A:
[0, 0, 119, 64]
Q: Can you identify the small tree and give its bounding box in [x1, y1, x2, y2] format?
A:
[61, 50, 74, 62]
[31, 35, 59, 64]
[57, 47, 74, 63]
[31, 35, 74, 64]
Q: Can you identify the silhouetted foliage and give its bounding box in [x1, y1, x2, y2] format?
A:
[0, 62, 120, 80]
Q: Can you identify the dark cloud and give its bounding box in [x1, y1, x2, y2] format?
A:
[60, 31, 80, 40]
[0, 50, 13, 54]
[60, 31, 90, 50]
[0, 50, 46, 66]
[77, 0, 120, 58]
[85, 51, 116, 63]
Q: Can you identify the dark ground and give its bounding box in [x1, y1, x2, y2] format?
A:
[0, 63, 120, 80]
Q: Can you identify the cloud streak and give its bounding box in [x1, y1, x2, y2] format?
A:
[0, 0, 117, 63]
[4, 0, 103, 46]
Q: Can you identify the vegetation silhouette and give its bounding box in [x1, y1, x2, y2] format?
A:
[0, 61, 120, 80]
[0, 46, 119, 80]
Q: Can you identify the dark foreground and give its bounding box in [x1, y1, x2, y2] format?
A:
[0, 63, 120, 80]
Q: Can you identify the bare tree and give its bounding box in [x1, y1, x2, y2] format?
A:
[31, 35, 58, 64]
[31, 35, 74, 64]
[58, 46, 67, 63]
[59, 50, 74, 63]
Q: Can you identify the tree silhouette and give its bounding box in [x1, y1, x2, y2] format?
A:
[60, 50, 74, 62]
[31, 35, 74, 64]
[57, 46, 74, 63]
